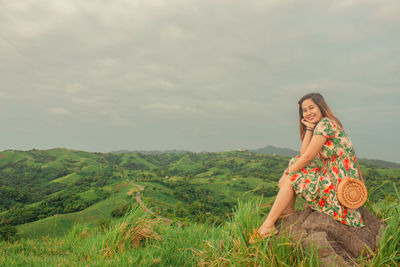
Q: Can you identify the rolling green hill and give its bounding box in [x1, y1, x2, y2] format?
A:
[0, 148, 399, 266]
[16, 180, 136, 239]
[1, 148, 399, 239]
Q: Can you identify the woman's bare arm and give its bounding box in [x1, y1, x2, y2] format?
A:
[299, 118, 317, 156]
[288, 135, 326, 174]
[300, 130, 313, 155]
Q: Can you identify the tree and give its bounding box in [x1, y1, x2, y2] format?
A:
[173, 202, 188, 217]
[0, 225, 18, 241]
[111, 203, 132, 217]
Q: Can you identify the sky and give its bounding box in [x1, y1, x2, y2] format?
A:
[0, 0, 399, 162]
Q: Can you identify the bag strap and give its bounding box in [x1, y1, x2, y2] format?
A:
[321, 148, 365, 190]
[353, 150, 365, 183]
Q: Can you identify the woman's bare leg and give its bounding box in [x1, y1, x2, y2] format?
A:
[281, 194, 296, 215]
[258, 174, 296, 235]
[278, 171, 296, 215]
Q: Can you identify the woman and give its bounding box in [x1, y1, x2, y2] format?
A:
[250, 93, 364, 243]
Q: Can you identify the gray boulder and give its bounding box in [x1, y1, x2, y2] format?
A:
[277, 207, 385, 266]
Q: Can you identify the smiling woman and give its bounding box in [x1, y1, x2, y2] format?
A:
[301, 98, 323, 124]
[297, 94, 343, 143]
[250, 93, 366, 244]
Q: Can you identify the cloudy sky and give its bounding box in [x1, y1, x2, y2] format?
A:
[1, 0, 399, 162]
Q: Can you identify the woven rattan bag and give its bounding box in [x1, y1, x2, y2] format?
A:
[336, 177, 367, 209]
[323, 153, 367, 210]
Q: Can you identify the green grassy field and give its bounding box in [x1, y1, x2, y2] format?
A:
[1, 193, 399, 266]
[1, 148, 399, 266]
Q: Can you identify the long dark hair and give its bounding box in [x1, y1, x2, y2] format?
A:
[298, 93, 343, 141]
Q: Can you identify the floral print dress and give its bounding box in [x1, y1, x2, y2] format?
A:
[289, 117, 364, 228]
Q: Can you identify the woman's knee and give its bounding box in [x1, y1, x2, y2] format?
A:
[278, 174, 291, 188]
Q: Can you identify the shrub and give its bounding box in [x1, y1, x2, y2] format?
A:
[0, 225, 18, 241]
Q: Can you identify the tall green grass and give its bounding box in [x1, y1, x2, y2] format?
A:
[362, 183, 400, 266]
[1, 195, 398, 266]
[195, 198, 319, 266]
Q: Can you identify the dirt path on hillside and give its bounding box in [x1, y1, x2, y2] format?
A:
[129, 182, 182, 227]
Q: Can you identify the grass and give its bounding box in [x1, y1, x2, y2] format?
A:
[2, 199, 321, 266]
[50, 172, 81, 185]
[1, 148, 399, 266]
[194, 198, 319, 266]
[2, 194, 399, 266]
[361, 183, 400, 266]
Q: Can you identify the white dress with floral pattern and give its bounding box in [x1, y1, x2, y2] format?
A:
[289, 117, 364, 228]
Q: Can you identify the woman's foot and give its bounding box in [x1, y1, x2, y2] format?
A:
[249, 227, 279, 244]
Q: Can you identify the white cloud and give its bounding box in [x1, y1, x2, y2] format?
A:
[63, 82, 86, 94]
[47, 107, 74, 116]
[0, 91, 11, 100]
[146, 80, 179, 92]
[160, 24, 194, 44]
[88, 58, 120, 78]
[330, 0, 400, 22]
[96, 108, 134, 127]
[0, 39, 21, 60]
[71, 96, 110, 109]
[140, 103, 201, 116]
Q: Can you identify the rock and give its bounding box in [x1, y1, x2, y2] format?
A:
[303, 231, 352, 267]
[277, 207, 385, 266]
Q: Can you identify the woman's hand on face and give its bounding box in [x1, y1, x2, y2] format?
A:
[301, 118, 316, 129]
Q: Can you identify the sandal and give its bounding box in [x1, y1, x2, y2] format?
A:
[249, 228, 279, 244]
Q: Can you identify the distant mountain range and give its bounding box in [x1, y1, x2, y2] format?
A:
[250, 145, 400, 169]
[357, 158, 400, 169]
[110, 149, 190, 155]
[249, 145, 299, 157]
[111, 145, 400, 169]
[110, 146, 298, 156]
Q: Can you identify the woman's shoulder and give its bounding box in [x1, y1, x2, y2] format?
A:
[318, 117, 340, 128]
[314, 117, 342, 137]
[316, 117, 333, 127]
